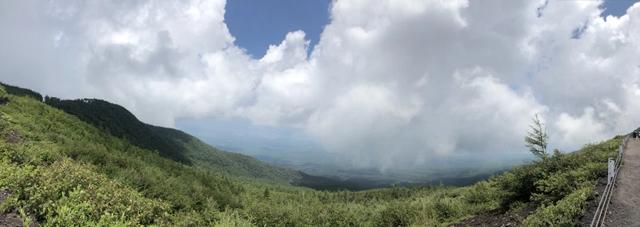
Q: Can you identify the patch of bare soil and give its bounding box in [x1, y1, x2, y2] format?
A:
[0, 189, 23, 227]
[4, 130, 21, 144]
[449, 206, 534, 227]
[604, 139, 640, 226]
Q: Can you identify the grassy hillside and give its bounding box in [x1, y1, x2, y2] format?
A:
[149, 125, 298, 182]
[43, 97, 298, 183]
[0, 86, 248, 225]
[0, 83, 622, 226]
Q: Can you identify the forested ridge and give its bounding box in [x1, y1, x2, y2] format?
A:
[43, 97, 298, 183]
[0, 83, 621, 226]
[44, 97, 192, 163]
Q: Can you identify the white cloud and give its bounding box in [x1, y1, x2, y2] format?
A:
[555, 108, 607, 146]
[1, 0, 640, 170]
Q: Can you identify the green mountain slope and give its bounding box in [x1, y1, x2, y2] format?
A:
[0, 85, 246, 225]
[0, 83, 623, 226]
[44, 97, 191, 163]
[43, 97, 299, 183]
[149, 125, 299, 182]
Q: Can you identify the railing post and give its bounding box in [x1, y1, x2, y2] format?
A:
[608, 158, 615, 185]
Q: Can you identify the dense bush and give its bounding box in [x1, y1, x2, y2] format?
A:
[522, 186, 594, 226]
[0, 159, 170, 225]
[376, 202, 419, 226]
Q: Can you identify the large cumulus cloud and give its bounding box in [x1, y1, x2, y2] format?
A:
[1, 0, 640, 170]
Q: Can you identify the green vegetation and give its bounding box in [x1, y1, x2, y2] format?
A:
[0, 83, 622, 226]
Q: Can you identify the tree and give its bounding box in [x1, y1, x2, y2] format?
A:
[525, 114, 548, 159]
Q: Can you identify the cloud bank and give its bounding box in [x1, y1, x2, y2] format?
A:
[1, 0, 640, 170]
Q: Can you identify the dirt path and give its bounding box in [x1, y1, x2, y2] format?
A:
[0, 189, 24, 227]
[604, 139, 640, 226]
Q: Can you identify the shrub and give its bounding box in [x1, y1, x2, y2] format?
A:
[531, 167, 596, 205]
[0, 159, 170, 225]
[493, 164, 544, 209]
[215, 210, 254, 227]
[522, 186, 594, 226]
[376, 202, 418, 227]
[462, 181, 499, 204]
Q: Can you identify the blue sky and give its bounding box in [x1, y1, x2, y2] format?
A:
[602, 0, 639, 17]
[225, 0, 330, 58]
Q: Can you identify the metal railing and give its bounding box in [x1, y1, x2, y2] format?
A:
[590, 133, 632, 227]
